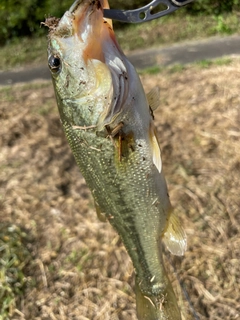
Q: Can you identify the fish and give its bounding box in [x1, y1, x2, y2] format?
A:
[47, 0, 187, 319]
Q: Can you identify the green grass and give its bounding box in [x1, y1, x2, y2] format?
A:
[0, 12, 240, 71]
[139, 63, 186, 75]
[138, 65, 163, 75]
[0, 86, 15, 102]
[116, 12, 240, 51]
[0, 82, 51, 102]
[0, 36, 47, 71]
[195, 57, 234, 69]
[0, 224, 31, 319]
[139, 56, 236, 75]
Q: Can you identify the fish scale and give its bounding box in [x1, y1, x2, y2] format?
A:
[63, 122, 167, 293]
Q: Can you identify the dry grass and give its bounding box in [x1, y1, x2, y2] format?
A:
[0, 59, 240, 319]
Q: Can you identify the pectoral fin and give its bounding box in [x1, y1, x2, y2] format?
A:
[147, 86, 160, 112]
[95, 201, 107, 222]
[162, 211, 187, 256]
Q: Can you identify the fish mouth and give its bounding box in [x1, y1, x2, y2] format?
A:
[74, 0, 104, 61]
[53, 0, 112, 62]
[69, 0, 102, 14]
[70, 0, 103, 34]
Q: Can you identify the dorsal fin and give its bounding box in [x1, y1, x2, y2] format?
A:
[162, 210, 187, 256]
[147, 86, 160, 111]
[149, 122, 162, 173]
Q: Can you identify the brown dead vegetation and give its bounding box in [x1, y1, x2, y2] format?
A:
[0, 60, 239, 319]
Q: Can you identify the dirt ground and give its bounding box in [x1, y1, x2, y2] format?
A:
[0, 60, 239, 320]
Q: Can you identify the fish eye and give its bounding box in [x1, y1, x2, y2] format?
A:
[48, 55, 61, 73]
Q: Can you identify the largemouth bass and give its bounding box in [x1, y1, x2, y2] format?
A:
[47, 0, 187, 319]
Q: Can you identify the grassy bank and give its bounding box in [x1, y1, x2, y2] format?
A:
[1, 58, 240, 319]
[0, 12, 239, 71]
